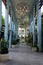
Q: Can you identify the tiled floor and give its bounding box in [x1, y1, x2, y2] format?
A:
[0, 43, 43, 65]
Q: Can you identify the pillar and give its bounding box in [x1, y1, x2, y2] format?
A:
[37, 1, 42, 51]
[9, 16, 12, 48]
[0, 0, 2, 31]
[24, 24, 26, 41]
[0, 0, 2, 36]
[15, 21, 18, 39]
[12, 21, 13, 32]
[0, 0, 2, 49]
[33, 17, 36, 46]
[20, 28, 22, 42]
[14, 24, 15, 34]
[4, 0, 9, 41]
[12, 21, 14, 40]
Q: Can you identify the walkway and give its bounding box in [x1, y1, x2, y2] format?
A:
[0, 43, 43, 65]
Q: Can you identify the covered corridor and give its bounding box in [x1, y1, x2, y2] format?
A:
[0, 0, 43, 64]
[0, 0, 43, 51]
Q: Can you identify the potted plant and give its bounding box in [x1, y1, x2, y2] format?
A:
[32, 41, 37, 52]
[26, 34, 33, 46]
[12, 39, 18, 48]
[12, 34, 20, 48]
[0, 38, 9, 61]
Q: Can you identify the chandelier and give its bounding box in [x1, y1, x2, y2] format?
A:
[16, 2, 29, 18]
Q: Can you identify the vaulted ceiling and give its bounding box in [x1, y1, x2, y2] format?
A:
[11, 0, 35, 28]
[11, 0, 34, 12]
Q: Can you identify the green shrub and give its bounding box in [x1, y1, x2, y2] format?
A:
[0, 38, 9, 54]
[32, 42, 37, 48]
[26, 34, 33, 46]
[12, 40, 18, 45]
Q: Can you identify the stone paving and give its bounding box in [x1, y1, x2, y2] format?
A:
[0, 43, 43, 65]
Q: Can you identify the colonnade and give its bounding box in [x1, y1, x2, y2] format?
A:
[29, 0, 42, 51]
[0, 0, 18, 48]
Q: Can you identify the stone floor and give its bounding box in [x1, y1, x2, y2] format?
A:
[0, 43, 43, 65]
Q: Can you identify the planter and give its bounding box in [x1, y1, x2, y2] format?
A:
[12, 45, 17, 48]
[32, 47, 37, 52]
[0, 53, 9, 61]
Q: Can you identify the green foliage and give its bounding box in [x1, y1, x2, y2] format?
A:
[12, 38, 20, 45]
[32, 42, 37, 48]
[12, 40, 17, 45]
[16, 38, 20, 43]
[1, 16, 5, 38]
[26, 34, 33, 45]
[12, 41, 17, 45]
[0, 38, 9, 54]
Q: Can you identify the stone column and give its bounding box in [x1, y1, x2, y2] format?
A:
[14, 24, 15, 33]
[15, 21, 18, 39]
[20, 28, 22, 43]
[33, 17, 36, 46]
[24, 24, 26, 41]
[9, 16, 12, 48]
[0, 0, 2, 31]
[13, 22, 14, 33]
[12, 21, 14, 40]
[12, 21, 13, 32]
[0, 0, 2, 49]
[4, 0, 9, 41]
[37, 2, 42, 51]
